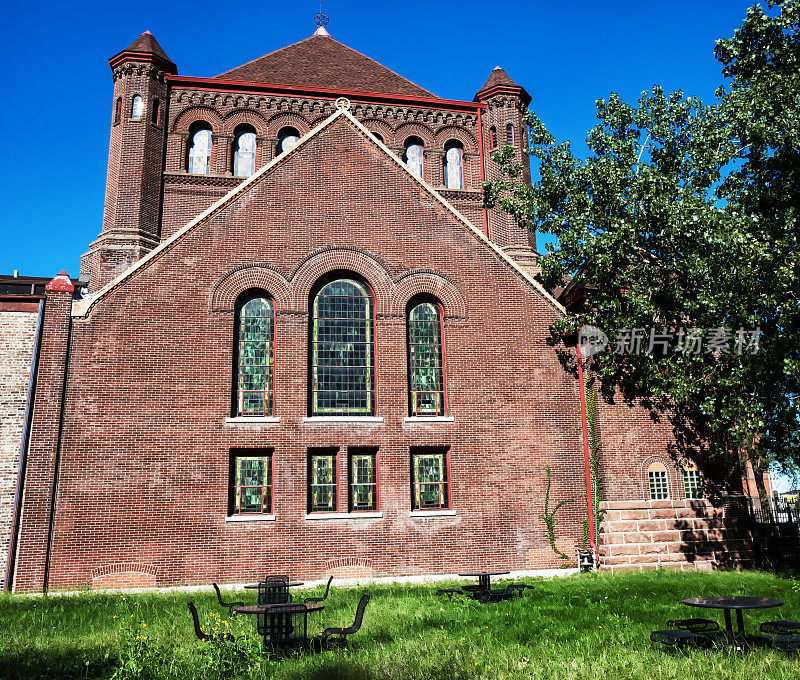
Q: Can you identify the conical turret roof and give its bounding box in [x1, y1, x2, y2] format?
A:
[110, 31, 176, 72]
[475, 66, 530, 104]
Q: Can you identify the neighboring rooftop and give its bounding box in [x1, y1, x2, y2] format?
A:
[214, 31, 438, 99]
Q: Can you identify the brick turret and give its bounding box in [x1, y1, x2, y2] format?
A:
[476, 67, 540, 276]
[81, 32, 177, 292]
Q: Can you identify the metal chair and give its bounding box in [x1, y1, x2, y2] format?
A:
[761, 621, 800, 635]
[321, 594, 371, 646]
[257, 581, 291, 636]
[304, 576, 334, 604]
[187, 601, 235, 642]
[666, 618, 720, 633]
[765, 635, 800, 653]
[212, 583, 244, 616]
[650, 629, 708, 648]
[436, 588, 464, 600]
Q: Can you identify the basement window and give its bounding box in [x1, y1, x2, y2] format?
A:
[647, 462, 670, 500]
[683, 465, 704, 499]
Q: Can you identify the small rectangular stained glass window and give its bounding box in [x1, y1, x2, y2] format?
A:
[349, 449, 377, 512]
[411, 449, 449, 510]
[684, 469, 704, 499]
[648, 469, 669, 500]
[232, 454, 272, 514]
[309, 450, 337, 512]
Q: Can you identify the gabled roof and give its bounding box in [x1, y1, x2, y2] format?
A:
[73, 105, 564, 319]
[110, 31, 177, 72]
[214, 31, 437, 99]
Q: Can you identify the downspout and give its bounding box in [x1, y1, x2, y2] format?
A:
[576, 342, 599, 561]
[4, 299, 45, 591]
[42, 310, 73, 594]
[477, 107, 489, 239]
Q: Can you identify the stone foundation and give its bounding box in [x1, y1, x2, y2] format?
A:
[599, 498, 756, 572]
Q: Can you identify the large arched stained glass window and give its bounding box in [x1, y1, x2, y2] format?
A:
[236, 296, 274, 417]
[408, 300, 444, 416]
[311, 279, 374, 415]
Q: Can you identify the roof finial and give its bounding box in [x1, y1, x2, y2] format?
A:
[314, 1, 330, 35]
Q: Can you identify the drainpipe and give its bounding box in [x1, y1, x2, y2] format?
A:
[576, 342, 599, 562]
[4, 299, 45, 591]
[477, 107, 489, 239]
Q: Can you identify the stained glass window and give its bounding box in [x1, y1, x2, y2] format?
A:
[683, 466, 704, 499]
[233, 127, 257, 177]
[412, 450, 449, 510]
[236, 296, 274, 417]
[408, 301, 444, 416]
[647, 462, 670, 500]
[311, 279, 374, 415]
[131, 95, 144, 121]
[349, 450, 377, 512]
[403, 137, 424, 179]
[232, 455, 271, 514]
[188, 125, 212, 175]
[309, 451, 337, 512]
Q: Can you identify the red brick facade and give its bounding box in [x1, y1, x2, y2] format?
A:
[4, 30, 753, 591]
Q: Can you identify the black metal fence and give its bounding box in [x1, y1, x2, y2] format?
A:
[748, 497, 800, 524]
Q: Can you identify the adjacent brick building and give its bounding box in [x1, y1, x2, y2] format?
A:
[2, 28, 762, 592]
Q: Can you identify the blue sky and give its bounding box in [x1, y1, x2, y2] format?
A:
[0, 0, 756, 278]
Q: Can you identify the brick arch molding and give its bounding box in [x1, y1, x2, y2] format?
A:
[221, 108, 270, 136]
[210, 266, 292, 312]
[392, 271, 467, 319]
[433, 125, 479, 153]
[640, 455, 679, 500]
[289, 248, 395, 314]
[266, 112, 311, 137]
[171, 105, 224, 133]
[394, 122, 435, 148]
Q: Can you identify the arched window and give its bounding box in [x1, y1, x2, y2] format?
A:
[131, 95, 144, 121]
[114, 97, 122, 124]
[683, 463, 704, 499]
[310, 278, 374, 415]
[647, 462, 670, 500]
[403, 137, 424, 179]
[489, 126, 497, 148]
[408, 299, 444, 416]
[233, 126, 257, 177]
[372, 132, 384, 144]
[277, 126, 300, 154]
[235, 295, 274, 417]
[188, 124, 212, 175]
[506, 123, 515, 146]
[152, 98, 161, 125]
[443, 141, 464, 190]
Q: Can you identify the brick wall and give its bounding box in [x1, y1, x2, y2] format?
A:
[17, 115, 592, 591]
[0, 308, 39, 586]
[599, 499, 756, 572]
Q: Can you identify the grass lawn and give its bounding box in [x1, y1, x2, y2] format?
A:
[1, 569, 799, 680]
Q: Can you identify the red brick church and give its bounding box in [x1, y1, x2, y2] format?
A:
[0, 26, 756, 591]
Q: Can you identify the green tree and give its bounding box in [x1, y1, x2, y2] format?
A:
[485, 0, 800, 506]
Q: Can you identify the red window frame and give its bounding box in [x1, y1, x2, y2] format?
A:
[348, 447, 379, 513]
[229, 448, 273, 515]
[410, 447, 451, 510]
[308, 447, 339, 513]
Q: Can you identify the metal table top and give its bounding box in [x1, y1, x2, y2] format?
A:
[684, 596, 783, 610]
[458, 571, 510, 577]
[244, 581, 304, 589]
[235, 602, 324, 615]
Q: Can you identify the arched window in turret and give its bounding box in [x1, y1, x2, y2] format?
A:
[407, 298, 445, 416]
[234, 293, 275, 417]
[152, 99, 161, 125]
[506, 123, 515, 146]
[114, 97, 122, 124]
[188, 123, 212, 175]
[233, 126, 257, 178]
[310, 277, 374, 415]
[131, 95, 144, 121]
[489, 126, 497, 148]
[443, 141, 464, 190]
[403, 137, 424, 179]
[277, 127, 300, 154]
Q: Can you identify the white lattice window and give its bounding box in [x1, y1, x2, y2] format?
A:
[647, 462, 670, 500]
[443, 142, 463, 189]
[131, 95, 144, 121]
[403, 138, 424, 179]
[683, 466, 704, 499]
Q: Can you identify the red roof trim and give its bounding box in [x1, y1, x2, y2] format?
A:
[166, 75, 485, 112]
[474, 84, 531, 105]
[109, 51, 177, 73]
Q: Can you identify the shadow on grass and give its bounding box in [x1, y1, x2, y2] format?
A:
[0, 645, 116, 680]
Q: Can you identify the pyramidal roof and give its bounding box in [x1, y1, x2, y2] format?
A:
[121, 31, 173, 64]
[478, 66, 520, 92]
[214, 30, 438, 99]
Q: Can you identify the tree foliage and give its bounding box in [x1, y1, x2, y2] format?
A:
[485, 1, 800, 496]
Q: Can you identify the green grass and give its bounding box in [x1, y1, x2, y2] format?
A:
[1, 570, 799, 679]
